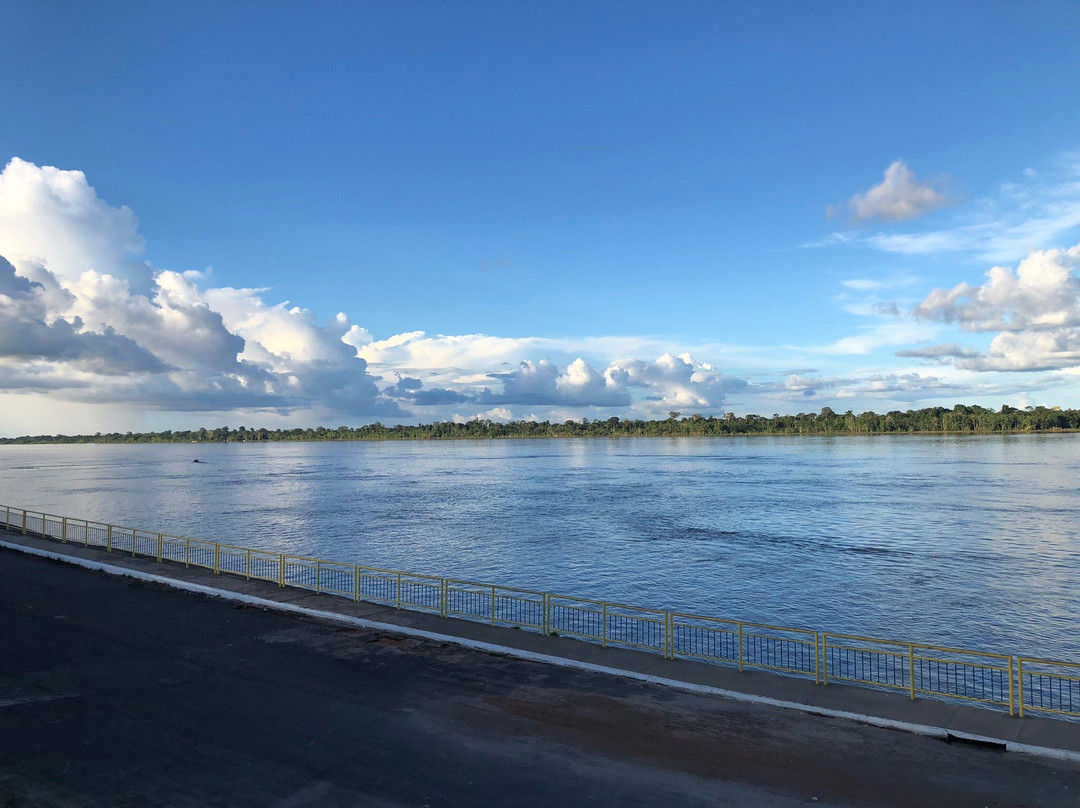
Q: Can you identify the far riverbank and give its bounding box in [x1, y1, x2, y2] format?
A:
[3, 403, 1079, 444]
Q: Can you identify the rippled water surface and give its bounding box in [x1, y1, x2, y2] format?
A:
[1, 435, 1077, 658]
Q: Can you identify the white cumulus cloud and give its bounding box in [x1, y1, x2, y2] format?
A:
[914, 243, 1080, 372]
[834, 161, 956, 224]
[0, 157, 146, 288]
[0, 157, 402, 421]
[915, 245, 1080, 332]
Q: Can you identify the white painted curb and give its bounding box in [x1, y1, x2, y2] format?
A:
[4, 538, 1078, 763]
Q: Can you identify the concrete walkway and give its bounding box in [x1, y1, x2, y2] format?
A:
[3, 527, 1078, 762]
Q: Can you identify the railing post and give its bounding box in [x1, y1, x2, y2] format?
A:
[490, 585, 496, 627]
[84, 519, 90, 547]
[184, 537, 190, 568]
[22, 510, 27, 535]
[738, 622, 744, 672]
[439, 579, 447, 617]
[214, 543, 220, 574]
[665, 612, 672, 660]
[157, 533, 163, 562]
[908, 644, 916, 700]
[543, 593, 550, 636]
[61, 517, 67, 543]
[395, 572, 402, 609]
[131, 530, 137, 557]
[1018, 659, 1025, 718]
[815, 631, 821, 684]
[106, 524, 112, 552]
[279, 555, 285, 587]
[602, 603, 608, 648]
[822, 634, 829, 685]
[355, 566, 361, 601]
[1008, 657, 1016, 717]
[245, 548, 251, 580]
[316, 560, 322, 593]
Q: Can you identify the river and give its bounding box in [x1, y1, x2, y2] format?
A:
[1, 434, 1076, 659]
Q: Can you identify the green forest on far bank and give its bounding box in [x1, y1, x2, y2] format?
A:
[2, 404, 1079, 444]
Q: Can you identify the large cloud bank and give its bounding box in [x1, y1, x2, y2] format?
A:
[0, 158, 397, 418]
[0, 158, 749, 426]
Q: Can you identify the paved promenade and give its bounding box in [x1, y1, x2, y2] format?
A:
[2, 530, 1079, 806]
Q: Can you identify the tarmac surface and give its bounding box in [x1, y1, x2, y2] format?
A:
[2, 535, 1080, 806]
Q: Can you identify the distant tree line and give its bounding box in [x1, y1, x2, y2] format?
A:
[2, 405, 1079, 445]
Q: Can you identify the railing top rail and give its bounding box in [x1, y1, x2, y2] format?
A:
[398, 571, 443, 582]
[598, 602, 668, 616]
[550, 594, 667, 616]
[445, 579, 547, 597]
[354, 564, 444, 582]
[742, 627, 818, 643]
[915, 652, 1011, 670]
[357, 564, 400, 575]
[920, 644, 1014, 662]
[33, 512, 70, 521]
[673, 613, 818, 637]
[1018, 656, 1080, 669]
[670, 612, 739, 627]
[736, 620, 818, 637]
[824, 633, 1012, 661]
[218, 543, 280, 555]
[281, 553, 355, 566]
[824, 632, 915, 648]
[548, 593, 606, 607]
[281, 553, 321, 563]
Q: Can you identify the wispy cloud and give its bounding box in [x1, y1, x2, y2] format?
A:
[867, 155, 1080, 264]
[810, 320, 942, 356]
[808, 154, 1080, 266]
[895, 343, 980, 360]
[840, 273, 921, 292]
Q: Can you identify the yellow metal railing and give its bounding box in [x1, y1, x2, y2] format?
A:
[2, 504, 1076, 721]
[1018, 657, 1080, 718]
[822, 633, 1014, 714]
[672, 614, 820, 679]
[444, 580, 547, 630]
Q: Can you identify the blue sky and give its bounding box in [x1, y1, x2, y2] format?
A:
[3, 2, 1080, 434]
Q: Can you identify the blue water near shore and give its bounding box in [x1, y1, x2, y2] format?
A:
[1, 435, 1077, 659]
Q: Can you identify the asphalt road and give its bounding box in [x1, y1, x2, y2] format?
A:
[2, 548, 1078, 807]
